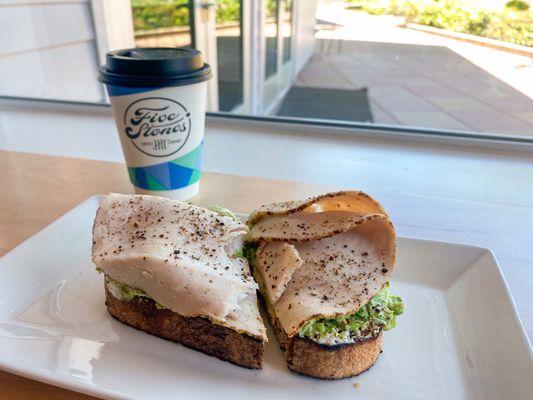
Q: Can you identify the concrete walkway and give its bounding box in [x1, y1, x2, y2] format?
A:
[297, 6, 533, 137]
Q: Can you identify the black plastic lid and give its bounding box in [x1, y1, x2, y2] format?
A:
[99, 47, 212, 87]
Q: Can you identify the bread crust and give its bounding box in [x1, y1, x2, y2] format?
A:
[285, 333, 382, 379]
[105, 285, 264, 369]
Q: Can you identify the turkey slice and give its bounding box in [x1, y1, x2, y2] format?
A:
[255, 242, 303, 304]
[92, 193, 266, 340]
[248, 191, 396, 337]
[248, 191, 387, 225]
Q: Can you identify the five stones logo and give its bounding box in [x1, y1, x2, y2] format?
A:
[124, 97, 191, 157]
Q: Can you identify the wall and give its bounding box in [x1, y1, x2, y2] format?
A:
[0, 0, 135, 104]
[1, 104, 532, 209]
[0, 1, 103, 102]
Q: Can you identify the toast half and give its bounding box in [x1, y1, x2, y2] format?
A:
[105, 284, 265, 369]
[254, 266, 383, 379]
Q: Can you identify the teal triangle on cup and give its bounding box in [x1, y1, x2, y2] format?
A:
[127, 141, 203, 191]
[169, 142, 203, 170]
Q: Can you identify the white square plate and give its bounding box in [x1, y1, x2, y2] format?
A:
[0, 196, 531, 400]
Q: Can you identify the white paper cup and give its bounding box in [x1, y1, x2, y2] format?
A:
[99, 48, 212, 201]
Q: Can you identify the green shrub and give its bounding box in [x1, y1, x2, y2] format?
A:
[132, 1, 190, 31]
[216, 0, 240, 24]
[506, 0, 530, 12]
[360, 0, 533, 47]
[131, 0, 241, 31]
[484, 14, 533, 46]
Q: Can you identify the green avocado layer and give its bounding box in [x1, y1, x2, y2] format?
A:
[106, 278, 166, 309]
[298, 282, 404, 343]
[208, 206, 239, 221]
[243, 242, 258, 261]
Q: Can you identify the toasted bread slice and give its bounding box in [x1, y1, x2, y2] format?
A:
[105, 284, 265, 369]
[254, 270, 382, 379]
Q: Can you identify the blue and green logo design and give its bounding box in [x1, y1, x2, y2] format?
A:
[128, 141, 203, 191]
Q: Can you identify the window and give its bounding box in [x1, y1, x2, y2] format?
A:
[1, 0, 532, 141]
[282, 0, 293, 64]
[215, 0, 244, 111]
[132, 0, 195, 48]
[264, 0, 279, 80]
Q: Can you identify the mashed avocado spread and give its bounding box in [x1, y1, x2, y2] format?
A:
[298, 283, 404, 345]
[209, 206, 239, 221]
[106, 278, 166, 309]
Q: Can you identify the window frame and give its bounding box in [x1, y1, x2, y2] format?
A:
[1, 94, 532, 153]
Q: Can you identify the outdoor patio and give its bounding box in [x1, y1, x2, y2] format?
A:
[281, 9, 533, 136]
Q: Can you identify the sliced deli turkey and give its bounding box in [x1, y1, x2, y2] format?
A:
[246, 191, 396, 337]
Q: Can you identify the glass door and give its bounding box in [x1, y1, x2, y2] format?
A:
[281, 0, 293, 65]
[264, 0, 279, 80]
[214, 0, 245, 112]
[131, 0, 247, 112]
[194, 0, 249, 112]
[262, 0, 294, 115]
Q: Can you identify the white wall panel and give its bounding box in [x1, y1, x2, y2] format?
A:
[0, 2, 93, 55]
[0, 0, 105, 102]
[0, 41, 103, 101]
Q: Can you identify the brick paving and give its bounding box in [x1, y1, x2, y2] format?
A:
[294, 9, 533, 136]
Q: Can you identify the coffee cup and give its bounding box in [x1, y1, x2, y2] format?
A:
[99, 48, 212, 200]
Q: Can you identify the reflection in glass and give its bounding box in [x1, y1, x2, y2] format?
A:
[282, 0, 293, 64]
[216, 0, 244, 111]
[131, 0, 194, 48]
[264, 0, 279, 79]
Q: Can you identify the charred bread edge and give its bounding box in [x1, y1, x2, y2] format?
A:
[105, 283, 265, 369]
[285, 332, 383, 379]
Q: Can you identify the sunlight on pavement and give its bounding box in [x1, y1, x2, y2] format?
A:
[306, 3, 533, 135]
[316, 5, 533, 99]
